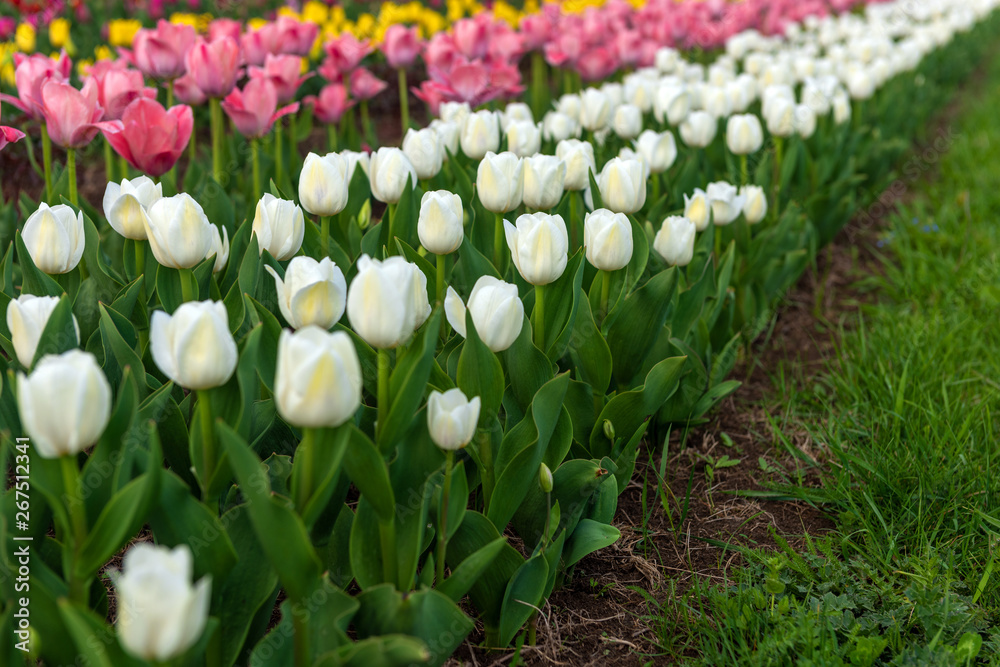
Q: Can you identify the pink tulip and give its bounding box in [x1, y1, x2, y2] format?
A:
[249, 54, 312, 104]
[100, 98, 193, 176]
[349, 68, 387, 101]
[133, 20, 197, 81]
[0, 17, 16, 40]
[1, 52, 72, 120]
[423, 61, 501, 107]
[0, 99, 26, 152]
[305, 83, 354, 124]
[185, 36, 242, 99]
[274, 16, 318, 57]
[87, 66, 157, 121]
[241, 23, 279, 67]
[173, 73, 207, 106]
[486, 24, 525, 63]
[221, 78, 298, 139]
[451, 18, 488, 60]
[423, 34, 461, 72]
[323, 34, 372, 75]
[40, 79, 107, 149]
[411, 81, 448, 116]
[382, 25, 423, 69]
[209, 18, 243, 43]
[518, 14, 552, 52]
[576, 47, 618, 82]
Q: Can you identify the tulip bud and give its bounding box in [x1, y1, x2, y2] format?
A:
[617, 148, 651, 183]
[6, 295, 80, 369]
[460, 109, 500, 160]
[298, 152, 350, 217]
[635, 130, 678, 173]
[439, 101, 471, 126]
[542, 111, 580, 142]
[578, 88, 611, 132]
[655, 47, 680, 73]
[275, 327, 362, 428]
[150, 300, 238, 389]
[706, 181, 747, 226]
[500, 102, 534, 130]
[266, 256, 347, 330]
[476, 151, 524, 214]
[209, 225, 229, 274]
[726, 114, 764, 155]
[612, 104, 643, 139]
[103, 176, 162, 240]
[504, 213, 568, 286]
[597, 158, 647, 214]
[22, 203, 85, 274]
[846, 70, 875, 100]
[602, 419, 616, 441]
[114, 544, 211, 663]
[427, 388, 481, 451]
[444, 277, 524, 353]
[522, 155, 566, 211]
[539, 462, 553, 493]
[556, 94, 582, 121]
[584, 209, 633, 272]
[505, 120, 542, 158]
[402, 127, 444, 180]
[702, 85, 732, 118]
[555, 139, 596, 192]
[833, 91, 851, 125]
[369, 147, 417, 205]
[17, 350, 111, 458]
[343, 150, 371, 181]
[794, 104, 817, 139]
[679, 111, 717, 148]
[145, 194, 227, 270]
[684, 189, 711, 231]
[740, 185, 768, 224]
[765, 98, 796, 137]
[418, 190, 464, 255]
[601, 82, 624, 108]
[429, 119, 460, 158]
[624, 78, 655, 113]
[653, 216, 696, 267]
[347, 255, 430, 349]
[252, 194, 304, 261]
[654, 84, 690, 126]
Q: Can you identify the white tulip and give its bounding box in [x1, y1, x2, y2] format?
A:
[522, 155, 566, 211]
[847, 69, 875, 99]
[444, 276, 524, 353]
[726, 114, 764, 155]
[505, 120, 542, 158]
[578, 88, 612, 132]
[418, 191, 464, 255]
[439, 101, 471, 127]
[612, 104, 643, 139]
[6, 294, 79, 369]
[347, 255, 430, 349]
[342, 150, 371, 181]
[150, 301, 238, 390]
[17, 350, 111, 458]
[654, 47, 680, 73]
[209, 224, 229, 274]
[706, 181, 747, 226]
[500, 102, 533, 129]
[542, 111, 580, 142]
[740, 185, 768, 224]
[555, 139, 596, 192]
[601, 82, 624, 108]
[679, 111, 717, 148]
[252, 194, 304, 261]
[145, 194, 226, 270]
[114, 544, 211, 663]
[460, 110, 500, 160]
[765, 97, 796, 137]
[22, 202, 85, 274]
[298, 152, 350, 217]
[624, 77, 655, 113]
[103, 176, 161, 240]
[369, 147, 417, 204]
[794, 104, 817, 138]
[402, 127, 444, 180]
[833, 90, 852, 125]
[504, 213, 569, 286]
[429, 120, 461, 158]
[275, 327, 361, 428]
[653, 216, 696, 266]
[584, 209, 633, 272]
[555, 93, 582, 121]
[654, 84, 690, 126]
[702, 85, 732, 118]
[684, 189, 711, 231]
[427, 388, 481, 451]
[476, 151, 524, 214]
[266, 256, 347, 330]
[635, 130, 677, 173]
[597, 158, 647, 214]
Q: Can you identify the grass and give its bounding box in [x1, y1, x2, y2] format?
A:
[640, 48, 1000, 667]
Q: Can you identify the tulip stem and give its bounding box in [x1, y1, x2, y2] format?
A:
[398, 68, 410, 137]
[376, 349, 390, 446]
[320, 216, 331, 257]
[251, 137, 261, 202]
[135, 240, 147, 305]
[360, 100, 375, 148]
[477, 429, 495, 512]
[599, 270, 611, 321]
[41, 129, 53, 202]
[379, 517, 397, 586]
[180, 268, 197, 302]
[292, 608, 310, 667]
[493, 212, 505, 271]
[166, 80, 174, 109]
[531, 52, 546, 118]
[103, 136, 114, 183]
[534, 284, 546, 352]
[569, 191, 579, 251]
[740, 154, 749, 186]
[198, 390, 216, 506]
[119, 155, 129, 182]
[436, 253, 446, 304]
[275, 118, 284, 190]
[293, 428, 319, 516]
[288, 113, 298, 175]
[60, 455, 88, 603]
[772, 136, 784, 213]
[66, 149, 78, 208]
[436, 449, 454, 586]
[210, 98, 224, 185]
[327, 123, 338, 153]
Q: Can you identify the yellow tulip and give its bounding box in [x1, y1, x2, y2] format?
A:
[48, 18, 70, 49]
[15, 24, 36, 53]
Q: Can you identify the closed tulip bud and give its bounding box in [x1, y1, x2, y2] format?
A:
[522, 155, 566, 211]
[706, 181, 747, 226]
[209, 225, 229, 274]
[556, 94, 582, 121]
[347, 255, 430, 349]
[726, 114, 764, 155]
[252, 194, 304, 261]
[539, 462, 553, 493]
[505, 120, 542, 158]
[542, 111, 580, 142]
[653, 215, 696, 266]
[602, 419, 616, 441]
[505, 213, 569, 286]
[439, 101, 471, 126]
[477, 151, 524, 213]
[500, 102, 534, 130]
[275, 327, 362, 428]
[114, 544, 211, 663]
[655, 47, 680, 73]
[679, 111, 717, 148]
[597, 158, 647, 214]
[584, 209, 633, 271]
[702, 85, 732, 118]
[846, 70, 875, 100]
[612, 104, 643, 139]
[765, 97, 796, 137]
[427, 388, 481, 451]
[624, 78, 655, 113]
[654, 84, 691, 126]
[145, 194, 227, 270]
[418, 191, 464, 255]
[601, 83, 624, 109]
[684, 189, 711, 231]
[444, 276, 524, 353]
[832, 90, 851, 125]
[635, 130, 677, 173]
[794, 104, 817, 138]
[266, 256, 346, 330]
[17, 350, 111, 458]
[7, 295, 79, 369]
[369, 147, 417, 205]
[460, 109, 500, 160]
[556, 139, 596, 192]
[578, 88, 612, 132]
[150, 301, 238, 390]
[22, 203, 85, 274]
[402, 127, 444, 180]
[103, 176, 162, 240]
[298, 152, 350, 217]
[802, 79, 832, 116]
[740, 185, 768, 224]
[726, 80, 751, 113]
[429, 119, 460, 158]
[343, 150, 371, 181]
[761, 84, 794, 119]
[618, 148, 651, 182]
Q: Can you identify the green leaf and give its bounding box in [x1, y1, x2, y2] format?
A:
[498, 553, 548, 646]
[437, 536, 506, 603]
[537, 251, 584, 359]
[445, 511, 523, 628]
[562, 519, 621, 568]
[457, 312, 504, 426]
[503, 314, 553, 414]
[15, 231, 62, 297]
[29, 293, 78, 366]
[566, 293, 612, 395]
[381, 309, 442, 452]
[605, 267, 679, 388]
